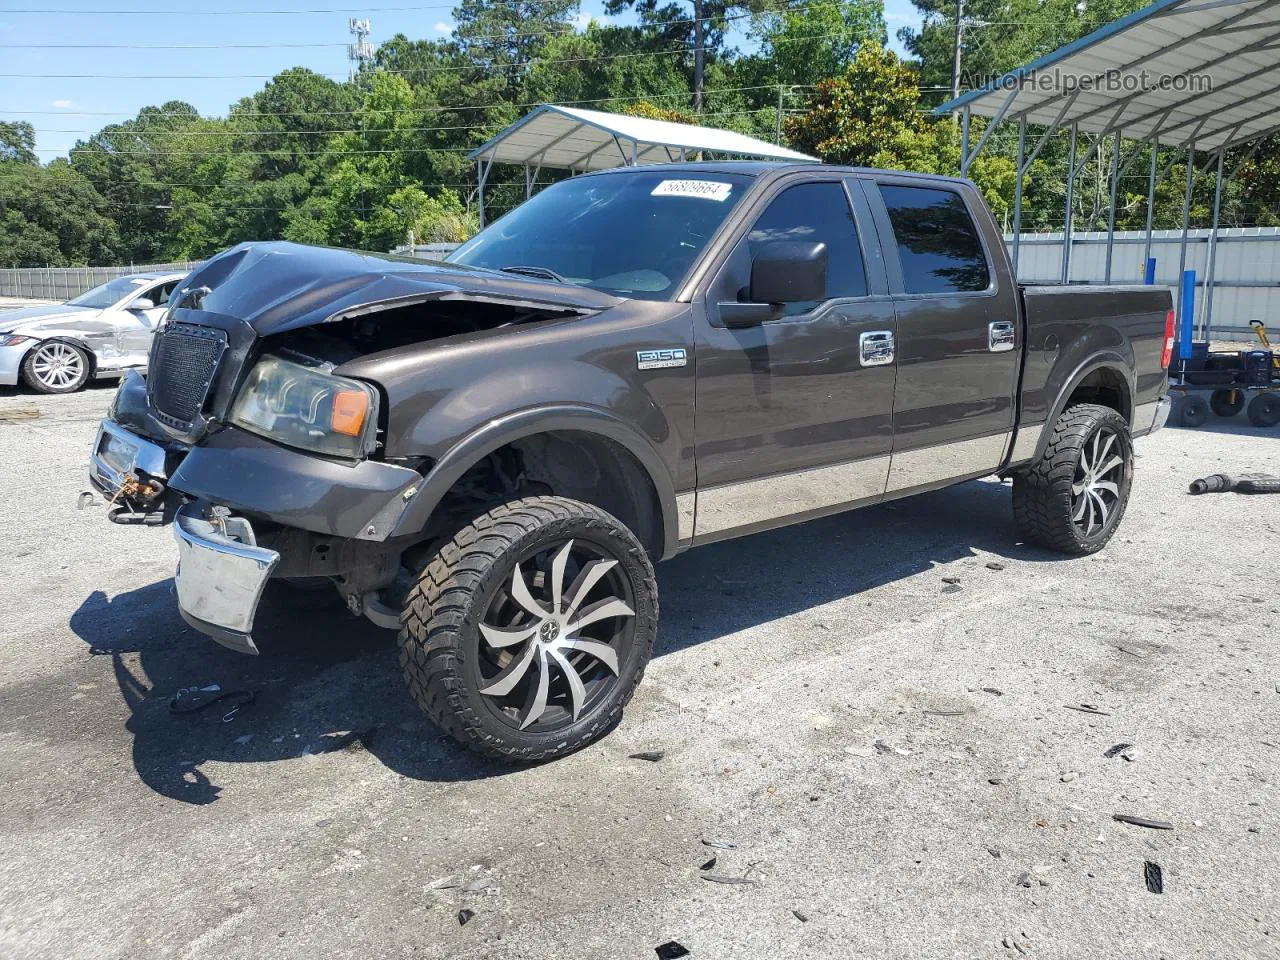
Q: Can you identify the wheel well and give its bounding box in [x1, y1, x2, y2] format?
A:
[1066, 367, 1131, 423]
[426, 430, 664, 558]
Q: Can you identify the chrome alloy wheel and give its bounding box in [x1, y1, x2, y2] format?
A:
[476, 539, 635, 732]
[30, 341, 85, 390]
[1071, 426, 1125, 538]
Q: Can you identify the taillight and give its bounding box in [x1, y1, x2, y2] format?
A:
[1161, 309, 1175, 369]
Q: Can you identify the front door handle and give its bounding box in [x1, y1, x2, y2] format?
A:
[860, 330, 895, 367]
[989, 320, 1016, 352]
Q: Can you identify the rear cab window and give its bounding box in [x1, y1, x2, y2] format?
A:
[878, 184, 991, 295]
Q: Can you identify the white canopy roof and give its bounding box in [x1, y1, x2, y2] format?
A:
[469, 104, 817, 171]
[936, 0, 1280, 150]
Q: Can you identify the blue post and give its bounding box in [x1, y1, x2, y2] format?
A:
[1180, 269, 1196, 360]
[1144, 257, 1156, 285]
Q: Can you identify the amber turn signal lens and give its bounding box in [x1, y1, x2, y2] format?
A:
[330, 389, 369, 437]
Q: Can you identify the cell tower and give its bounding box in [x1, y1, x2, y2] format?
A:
[348, 18, 373, 82]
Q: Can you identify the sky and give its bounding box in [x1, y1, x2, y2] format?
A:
[0, 0, 923, 160]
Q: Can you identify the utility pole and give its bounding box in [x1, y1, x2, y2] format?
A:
[951, 0, 965, 104]
[348, 18, 373, 83]
[693, 0, 705, 113]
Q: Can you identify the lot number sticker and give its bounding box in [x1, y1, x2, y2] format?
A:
[651, 179, 733, 202]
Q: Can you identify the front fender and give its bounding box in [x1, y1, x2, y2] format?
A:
[390, 403, 681, 555]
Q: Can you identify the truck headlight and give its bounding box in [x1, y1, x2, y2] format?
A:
[229, 355, 378, 459]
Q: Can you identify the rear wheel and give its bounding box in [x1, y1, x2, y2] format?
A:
[22, 340, 90, 394]
[1247, 391, 1280, 428]
[399, 496, 657, 762]
[1209, 389, 1244, 418]
[1012, 403, 1134, 555]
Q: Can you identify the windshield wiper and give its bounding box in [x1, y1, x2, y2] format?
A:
[498, 265, 570, 284]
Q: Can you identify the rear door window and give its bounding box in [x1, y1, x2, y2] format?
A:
[879, 185, 991, 295]
[748, 181, 867, 315]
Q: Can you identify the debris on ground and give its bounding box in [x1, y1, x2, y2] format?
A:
[168, 684, 255, 721]
[982, 687, 1004, 696]
[987, 846, 1002, 858]
[1188, 473, 1280, 495]
[942, 575, 962, 584]
[304, 727, 377, 755]
[76, 492, 99, 510]
[924, 709, 966, 717]
[986, 561, 1006, 571]
[629, 750, 665, 762]
[699, 856, 717, 871]
[791, 909, 809, 922]
[462, 876, 500, 895]
[0, 407, 40, 422]
[1060, 771, 1079, 782]
[1113, 814, 1174, 830]
[1103, 742, 1133, 758]
[700, 873, 757, 886]
[1014, 871, 1032, 888]
[655, 941, 691, 959]
[1144, 861, 1164, 894]
[874, 740, 911, 756]
[1064, 703, 1110, 716]
[457, 909, 475, 926]
[942, 584, 963, 594]
[700, 839, 738, 850]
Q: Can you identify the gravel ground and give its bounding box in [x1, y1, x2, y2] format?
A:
[0, 382, 1277, 960]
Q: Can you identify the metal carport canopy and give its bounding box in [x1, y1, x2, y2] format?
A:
[469, 104, 817, 171]
[936, 0, 1280, 151]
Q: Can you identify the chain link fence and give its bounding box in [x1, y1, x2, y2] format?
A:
[0, 262, 202, 302]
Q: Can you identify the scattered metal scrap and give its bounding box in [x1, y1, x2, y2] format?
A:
[1103, 742, 1134, 758]
[1113, 814, 1174, 830]
[168, 683, 254, 722]
[629, 750, 665, 762]
[701, 839, 738, 850]
[655, 941, 691, 959]
[1064, 703, 1110, 716]
[457, 909, 475, 926]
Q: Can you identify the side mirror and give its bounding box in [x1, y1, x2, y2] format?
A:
[719, 241, 828, 328]
[130, 298, 155, 311]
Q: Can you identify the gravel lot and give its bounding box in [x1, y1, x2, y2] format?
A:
[0, 382, 1276, 960]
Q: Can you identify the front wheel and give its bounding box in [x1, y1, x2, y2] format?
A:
[1012, 403, 1134, 555]
[22, 340, 90, 393]
[399, 496, 658, 762]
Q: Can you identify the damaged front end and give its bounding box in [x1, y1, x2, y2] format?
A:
[84, 240, 610, 654]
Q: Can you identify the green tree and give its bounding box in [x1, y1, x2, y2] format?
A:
[0, 121, 37, 164]
[752, 0, 886, 88]
[0, 159, 120, 266]
[454, 0, 580, 78]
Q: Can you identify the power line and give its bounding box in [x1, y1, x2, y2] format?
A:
[0, 25, 867, 78]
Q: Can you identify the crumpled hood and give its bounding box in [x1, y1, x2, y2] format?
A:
[175, 241, 622, 336]
[0, 304, 97, 332]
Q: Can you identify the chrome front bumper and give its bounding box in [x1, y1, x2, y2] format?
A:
[174, 504, 280, 655]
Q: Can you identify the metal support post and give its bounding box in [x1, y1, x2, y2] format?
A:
[1012, 119, 1027, 274]
[1105, 130, 1122, 282]
[1203, 150, 1226, 340]
[1062, 123, 1077, 284]
[1143, 140, 1158, 271]
[1176, 144, 1198, 336]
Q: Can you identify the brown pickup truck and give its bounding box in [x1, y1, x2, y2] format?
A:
[88, 162, 1173, 760]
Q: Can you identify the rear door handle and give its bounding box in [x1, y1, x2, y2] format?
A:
[989, 320, 1016, 352]
[860, 330, 895, 367]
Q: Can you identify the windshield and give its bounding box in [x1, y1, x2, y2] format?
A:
[448, 171, 752, 299]
[67, 277, 150, 309]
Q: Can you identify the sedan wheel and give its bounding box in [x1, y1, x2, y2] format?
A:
[22, 341, 90, 394]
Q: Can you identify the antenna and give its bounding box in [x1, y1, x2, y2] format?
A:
[348, 18, 373, 82]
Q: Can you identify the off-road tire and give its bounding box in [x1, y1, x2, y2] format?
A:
[399, 496, 658, 762]
[1012, 403, 1134, 555]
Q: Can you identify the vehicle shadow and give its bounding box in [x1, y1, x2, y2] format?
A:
[70, 477, 1064, 803]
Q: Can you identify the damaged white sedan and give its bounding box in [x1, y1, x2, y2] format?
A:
[0, 272, 187, 393]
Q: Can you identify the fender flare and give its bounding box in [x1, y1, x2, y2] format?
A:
[390, 403, 680, 556]
[1023, 353, 1135, 465]
[21, 335, 98, 378]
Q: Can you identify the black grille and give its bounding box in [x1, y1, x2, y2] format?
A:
[148, 322, 227, 428]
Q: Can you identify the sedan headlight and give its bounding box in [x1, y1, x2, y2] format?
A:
[229, 355, 378, 459]
[0, 334, 34, 347]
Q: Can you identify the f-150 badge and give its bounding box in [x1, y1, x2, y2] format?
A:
[636, 348, 688, 370]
